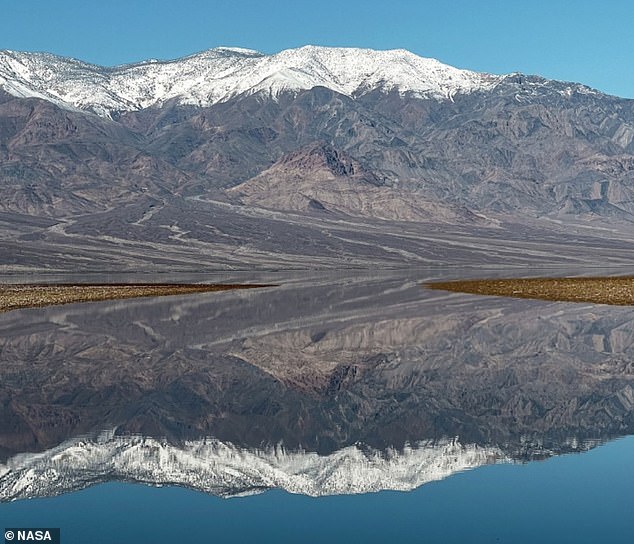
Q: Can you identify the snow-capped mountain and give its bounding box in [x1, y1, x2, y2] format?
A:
[2, 44, 634, 270]
[0, 45, 500, 117]
[0, 433, 505, 501]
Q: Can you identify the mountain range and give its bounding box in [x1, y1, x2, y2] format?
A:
[2, 46, 634, 270]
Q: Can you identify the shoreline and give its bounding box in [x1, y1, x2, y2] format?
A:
[0, 284, 274, 313]
[425, 276, 634, 305]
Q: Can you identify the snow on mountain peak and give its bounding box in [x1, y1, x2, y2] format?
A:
[0, 46, 500, 117]
[212, 46, 263, 57]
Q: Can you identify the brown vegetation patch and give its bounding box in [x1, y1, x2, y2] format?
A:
[0, 283, 274, 313]
[426, 276, 634, 305]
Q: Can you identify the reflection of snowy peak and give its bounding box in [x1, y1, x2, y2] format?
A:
[0, 46, 499, 117]
[0, 433, 505, 501]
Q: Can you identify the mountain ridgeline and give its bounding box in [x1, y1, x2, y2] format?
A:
[1, 46, 634, 270]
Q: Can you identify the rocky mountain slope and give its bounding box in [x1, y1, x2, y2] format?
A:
[1, 46, 634, 269]
[229, 141, 483, 222]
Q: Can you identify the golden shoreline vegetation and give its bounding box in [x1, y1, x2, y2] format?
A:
[0, 283, 273, 313]
[425, 276, 634, 306]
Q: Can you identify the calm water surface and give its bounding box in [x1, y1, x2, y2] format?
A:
[1, 269, 634, 542]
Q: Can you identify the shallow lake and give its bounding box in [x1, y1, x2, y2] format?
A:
[2, 269, 634, 542]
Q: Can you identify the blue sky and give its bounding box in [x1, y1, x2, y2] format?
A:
[2, 0, 634, 98]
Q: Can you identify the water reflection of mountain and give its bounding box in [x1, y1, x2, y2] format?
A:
[1, 434, 506, 501]
[1, 272, 634, 499]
